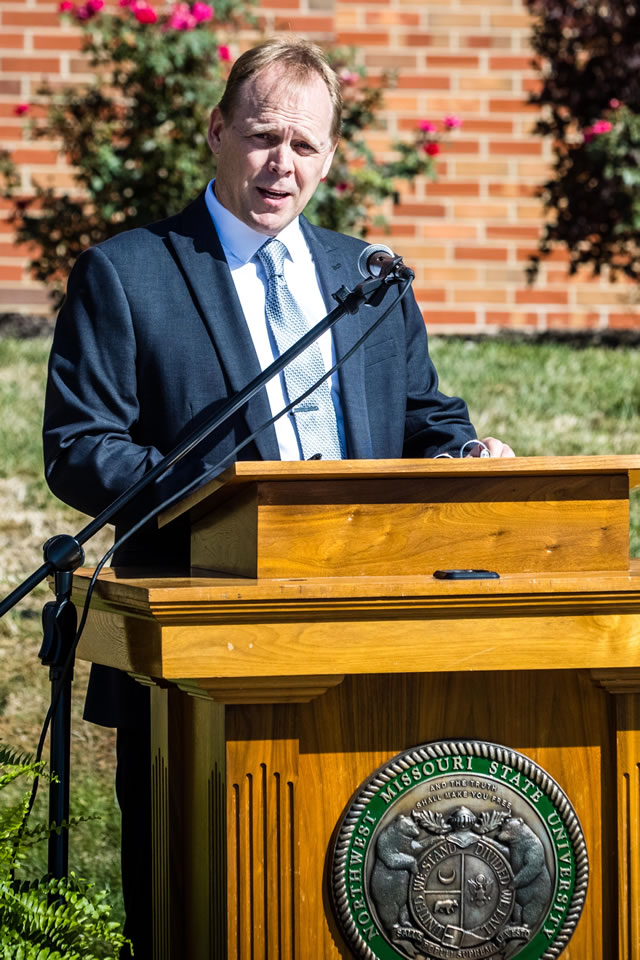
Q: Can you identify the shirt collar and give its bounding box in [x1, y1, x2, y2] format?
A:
[205, 179, 305, 268]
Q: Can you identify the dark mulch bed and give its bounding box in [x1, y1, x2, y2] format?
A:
[0, 313, 54, 339]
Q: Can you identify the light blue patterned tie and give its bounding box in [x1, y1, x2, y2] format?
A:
[256, 238, 344, 460]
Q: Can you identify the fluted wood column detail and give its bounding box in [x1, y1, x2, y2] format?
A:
[182, 695, 226, 959]
[616, 695, 640, 960]
[151, 745, 170, 958]
[149, 686, 227, 960]
[208, 760, 227, 958]
[149, 684, 186, 960]
[228, 759, 297, 958]
[592, 670, 640, 959]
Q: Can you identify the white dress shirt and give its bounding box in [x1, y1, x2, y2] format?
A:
[204, 179, 346, 460]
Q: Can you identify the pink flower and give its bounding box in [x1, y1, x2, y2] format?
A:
[419, 120, 437, 133]
[338, 68, 359, 87]
[192, 1, 212, 21]
[72, 0, 101, 17]
[609, 98, 622, 109]
[423, 141, 440, 156]
[58, 0, 75, 10]
[584, 119, 613, 142]
[167, 3, 195, 28]
[443, 113, 462, 129]
[217, 44, 231, 61]
[132, 0, 158, 22]
[136, 6, 157, 20]
[14, 102, 30, 115]
[335, 182, 350, 193]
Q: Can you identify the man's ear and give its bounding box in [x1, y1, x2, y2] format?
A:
[208, 106, 224, 155]
[320, 141, 338, 180]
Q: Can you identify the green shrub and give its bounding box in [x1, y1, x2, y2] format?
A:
[0, 3, 459, 306]
[0, 746, 127, 959]
[526, 0, 640, 281]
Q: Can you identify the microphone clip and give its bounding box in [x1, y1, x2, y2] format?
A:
[369, 250, 411, 281]
[357, 243, 415, 283]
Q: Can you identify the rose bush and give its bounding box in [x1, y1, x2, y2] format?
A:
[526, 0, 640, 282]
[1, 2, 460, 304]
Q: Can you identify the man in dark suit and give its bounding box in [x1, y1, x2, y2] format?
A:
[43, 36, 513, 958]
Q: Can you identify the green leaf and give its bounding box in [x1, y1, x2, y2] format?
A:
[2, 10, 446, 301]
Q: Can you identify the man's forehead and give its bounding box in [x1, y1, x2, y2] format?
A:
[238, 66, 331, 117]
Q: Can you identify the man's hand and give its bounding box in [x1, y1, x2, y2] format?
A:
[474, 436, 515, 458]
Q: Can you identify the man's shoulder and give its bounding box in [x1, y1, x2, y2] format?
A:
[300, 217, 370, 254]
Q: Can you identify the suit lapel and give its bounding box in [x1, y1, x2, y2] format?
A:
[302, 219, 373, 459]
[167, 195, 280, 461]
[166, 197, 374, 462]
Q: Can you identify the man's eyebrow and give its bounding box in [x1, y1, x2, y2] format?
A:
[241, 119, 325, 150]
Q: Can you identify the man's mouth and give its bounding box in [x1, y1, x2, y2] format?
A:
[258, 187, 290, 200]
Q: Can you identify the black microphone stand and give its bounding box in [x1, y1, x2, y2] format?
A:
[0, 267, 404, 880]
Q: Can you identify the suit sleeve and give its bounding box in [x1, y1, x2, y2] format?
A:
[43, 246, 207, 524]
[401, 290, 477, 458]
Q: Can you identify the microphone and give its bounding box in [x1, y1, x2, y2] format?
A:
[357, 243, 415, 281]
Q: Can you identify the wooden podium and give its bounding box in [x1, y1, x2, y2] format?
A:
[73, 457, 640, 959]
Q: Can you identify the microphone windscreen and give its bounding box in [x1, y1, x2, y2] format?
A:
[357, 243, 394, 278]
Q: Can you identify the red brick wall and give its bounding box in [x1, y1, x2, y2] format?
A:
[2, 0, 639, 329]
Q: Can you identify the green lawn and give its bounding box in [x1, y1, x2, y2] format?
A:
[0, 332, 638, 920]
[0, 337, 122, 917]
[429, 336, 640, 552]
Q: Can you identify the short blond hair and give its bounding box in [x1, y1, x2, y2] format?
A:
[217, 37, 342, 141]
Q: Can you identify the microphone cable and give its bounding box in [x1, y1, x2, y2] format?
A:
[22, 275, 414, 829]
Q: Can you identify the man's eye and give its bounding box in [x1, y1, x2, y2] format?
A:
[296, 142, 315, 154]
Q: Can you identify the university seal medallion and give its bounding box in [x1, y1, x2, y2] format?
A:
[331, 741, 588, 960]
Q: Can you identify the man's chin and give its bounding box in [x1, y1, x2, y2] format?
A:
[248, 208, 298, 236]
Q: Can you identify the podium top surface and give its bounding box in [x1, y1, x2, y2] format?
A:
[159, 455, 640, 527]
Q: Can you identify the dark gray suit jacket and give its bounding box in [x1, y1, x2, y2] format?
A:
[43, 192, 476, 726]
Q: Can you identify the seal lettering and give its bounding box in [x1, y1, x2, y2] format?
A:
[331, 740, 588, 960]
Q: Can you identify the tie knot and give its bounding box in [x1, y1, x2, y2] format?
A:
[256, 238, 287, 278]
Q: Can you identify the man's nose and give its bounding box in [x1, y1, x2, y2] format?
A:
[268, 143, 294, 175]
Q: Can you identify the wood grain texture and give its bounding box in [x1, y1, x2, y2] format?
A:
[147, 670, 632, 958]
[96, 580, 640, 958]
[73, 563, 640, 609]
[592, 675, 640, 957]
[182, 696, 226, 960]
[615, 694, 640, 960]
[191, 486, 258, 578]
[158, 455, 640, 527]
[150, 689, 228, 960]
[150, 686, 186, 960]
[223, 670, 614, 958]
[74, 567, 640, 685]
[592, 669, 640, 695]
[226, 731, 299, 960]
[176, 675, 346, 704]
[614, 688, 640, 960]
[78, 608, 640, 684]
[187, 473, 630, 578]
[80, 456, 640, 956]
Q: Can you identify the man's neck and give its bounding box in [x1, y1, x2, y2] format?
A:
[205, 179, 301, 267]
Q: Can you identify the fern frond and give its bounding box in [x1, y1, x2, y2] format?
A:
[0, 745, 128, 957]
[0, 875, 128, 958]
[0, 746, 37, 770]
